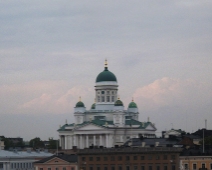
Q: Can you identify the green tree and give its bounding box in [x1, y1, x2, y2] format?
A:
[29, 137, 45, 149]
[48, 138, 59, 149]
[0, 136, 10, 150]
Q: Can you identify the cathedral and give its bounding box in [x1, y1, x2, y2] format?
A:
[58, 60, 157, 149]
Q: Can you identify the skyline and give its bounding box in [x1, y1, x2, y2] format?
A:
[0, 1, 212, 140]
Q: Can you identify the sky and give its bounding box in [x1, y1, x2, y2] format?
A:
[0, 0, 212, 141]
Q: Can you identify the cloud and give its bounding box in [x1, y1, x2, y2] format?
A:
[134, 77, 212, 111]
[0, 81, 92, 114]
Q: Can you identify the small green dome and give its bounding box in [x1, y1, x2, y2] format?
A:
[75, 101, 85, 107]
[96, 60, 117, 82]
[128, 101, 137, 108]
[114, 99, 124, 106]
[91, 103, 95, 109]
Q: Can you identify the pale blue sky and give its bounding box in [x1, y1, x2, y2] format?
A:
[0, 0, 212, 140]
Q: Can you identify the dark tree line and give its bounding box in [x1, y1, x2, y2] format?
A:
[0, 136, 59, 150]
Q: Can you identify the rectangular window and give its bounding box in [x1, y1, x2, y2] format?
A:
[71, 167, 75, 170]
[133, 156, 137, 160]
[193, 164, 197, 170]
[48, 168, 51, 170]
[126, 166, 130, 170]
[156, 165, 160, 170]
[164, 165, 167, 170]
[97, 167, 100, 170]
[90, 167, 93, 170]
[202, 164, 205, 168]
[171, 155, 175, 160]
[156, 155, 160, 160]
[141, 156, 145, 160]
[134, 166, 138, 170]
[98, 96, 100, 102]
[118, 166, 122, 170]
[101, 91, 105, 94]
[40, 168, 43, 170]
[104, 167, 108, 170]
[107, 91, 110, 94]
[107, 96, 110, 102]
[148, 155, 152, 160]
[82, 157, 86, 161]
[126, 156, 130, 160]
[111, 166, 115, 170]
[163, 155, 167, 160]
[89, 157, 93, 161]
[97, 157, 101, 161]
[118, 156, 122, 161]
[141, 165, 145, 170]
[184, 164, 188, 169]
[111, 156, 115, 161]
[104, 156, 108, 161]
[112, 96, 115, 102]
[63, 168, 66, 170]
[102, 96, 105, 102]
[148, 166, 152, 170]
[210, 163, 212, 170]
[171, 165, 175, 170]
[56, 168, 59, 170]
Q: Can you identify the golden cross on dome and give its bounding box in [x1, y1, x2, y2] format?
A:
[104, 59, 108, 68]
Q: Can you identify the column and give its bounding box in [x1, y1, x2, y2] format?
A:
[62, 136, 65, 149]
[73, 135, 76, 146]
[70, 136, 73, 149]
[64, 136, 67, 149]
[106, 134, 109, 147]
[93, 135, 96, 146]
[99, 135, 102, 146]
[67, 136, 70, 149]
[80, 135, 83, 149]
[108, 134, 112, 147]
[86, 135, 89, 148]
[120, 135, 123, 143]
[59, 135, 62, 147]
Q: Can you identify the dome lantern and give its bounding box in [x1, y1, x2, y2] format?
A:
[96, 60, 117, 83]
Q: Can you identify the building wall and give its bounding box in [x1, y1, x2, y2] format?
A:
[78, 147, 182, 170]
[34, 164, 77, 170]
[180, 156, 212, 170]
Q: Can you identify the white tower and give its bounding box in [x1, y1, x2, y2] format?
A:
[95, 59, 118, 110]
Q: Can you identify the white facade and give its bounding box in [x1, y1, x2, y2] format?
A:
[58, 61, 157, 149]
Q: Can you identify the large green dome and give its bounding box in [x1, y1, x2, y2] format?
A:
[96, 60, 117, 82]
[128, 101, 137, 108]
[114, 99, 124, 106]
[75, 101, 85, 107]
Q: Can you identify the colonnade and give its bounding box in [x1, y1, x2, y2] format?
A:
[60, 134, 115, 149]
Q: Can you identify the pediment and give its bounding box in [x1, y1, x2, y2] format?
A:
[145, 124, 156, 130]
[75, 123, 106, 131]
[45, 157, 70, 164]
[166, 130, 181, 135]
